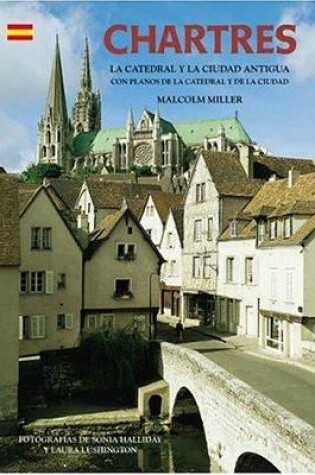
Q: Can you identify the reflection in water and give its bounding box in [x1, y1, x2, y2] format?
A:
[119, 431, 210, 472]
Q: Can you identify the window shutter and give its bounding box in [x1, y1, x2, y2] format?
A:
[19, 316, 24, 340]
[65, 314, 73, 329]
[31, 315, 45, 338]
[45, 271, 54, 294]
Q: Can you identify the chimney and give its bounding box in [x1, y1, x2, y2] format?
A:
[239, 144, 253, 178]
[288, 168, 300, 188]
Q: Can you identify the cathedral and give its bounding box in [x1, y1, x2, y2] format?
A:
[37, 37, 253, 175]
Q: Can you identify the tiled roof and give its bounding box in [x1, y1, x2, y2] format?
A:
[202, 151, 263, 197]
[124, 196, 147, 219]
[86, 179, 162, 210]
[254, 155, 315, 179]
[150, 191, 184, 222]
[18, 182, 41, 214]
[259, 215, 315, 247]
[220, 219, 257, 241]
[73, 116, 251, 156]
[45, 178, 82, 209]
[244, 173, 315, 217]
[0, 176, 20, 266]
[87, 207, 164, 262]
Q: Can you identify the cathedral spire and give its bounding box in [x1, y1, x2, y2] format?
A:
[72, 37, 101, 135]
[45, 35, 68, 122]
[81, 37, 92, 91]
[127, 108, 134, 128]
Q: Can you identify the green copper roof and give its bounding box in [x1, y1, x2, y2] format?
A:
[174, 117, 251, 145]
[73, 116, 251, 156]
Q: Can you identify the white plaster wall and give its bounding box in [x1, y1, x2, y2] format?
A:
[159, 211, 182, 288]
[140, 195, 164, 246]
[182, 155, 219, 293]
[259, 246, 303, 317]
[217, 238, 259, 337]
[160, 343, 315, 473]
[76, 182, 95, 231]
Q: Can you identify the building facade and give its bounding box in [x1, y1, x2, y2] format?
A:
[83, 208, 164, 338]
[0, 176, 20, 434]
[19, 187, 84, 356]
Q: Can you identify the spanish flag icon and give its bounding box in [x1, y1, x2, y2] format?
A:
[6, 24, 34, 41]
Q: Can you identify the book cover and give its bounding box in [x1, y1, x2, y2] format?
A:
[0, 0, 315, 473]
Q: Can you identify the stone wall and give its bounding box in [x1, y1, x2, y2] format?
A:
[159, 342, 315, 473]
[0, 384, 18, 435]
[301, 341, 315, 365]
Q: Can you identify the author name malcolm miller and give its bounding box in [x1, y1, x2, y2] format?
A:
[157, 95, 242, 104]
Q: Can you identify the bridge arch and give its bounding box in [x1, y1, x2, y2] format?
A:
[234, 452, 280, 473]
[159, 342, 315, 473]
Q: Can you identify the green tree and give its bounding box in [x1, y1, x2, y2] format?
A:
[74, 165, 102, 179]
[22, 163, 62, 183]
[128, 164, 154, 177]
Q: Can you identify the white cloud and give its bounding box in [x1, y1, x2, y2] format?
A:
[0, 111, 35, 173]
[0, 1, 93, 171]
[280, 4, 315, 81]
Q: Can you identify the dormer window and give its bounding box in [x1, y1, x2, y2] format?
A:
[231, 220, 237, 237]
[196, 183, 206, 203]
[270, 219, 277, 241]
[284, 216, 292, 239]
[257, 220, 266, 244]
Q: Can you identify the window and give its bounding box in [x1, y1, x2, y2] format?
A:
[116, 243, 136, 260]
[31, 227, 41, 249]
[207, 217, 213, 240]
[101, 314, 114, 330]
[203, 256, 212, 279]
[57, 273, 66, 289]
[31, 227, 52, 250]
[114, 279, 132, 299]
[57, 314, 73, 330]
[30, 272, 45, 293]
[245, 257, 253, 284]
[231, 220, 237, 237]
[87, 315, 97, 330]
[257, 220, 266, 244]
[193, 256, 202, 278]
[128, 226, 133, 235]
[30, 315, 46, 339]
[226, 257, 234, 283]
[20, 272, 28, 293]
[146, 205, 154, 216]
[196, 183, 206, 203]
[284, 216, 292, 238]
[194, 220, 202, 241]
[270, 219, 277, 240]
[42, 228, 52, 249]
[266, 317, 283, 352]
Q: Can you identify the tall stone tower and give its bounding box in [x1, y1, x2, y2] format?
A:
[72, 38, 101, 135]
[37, 36, 72, 169]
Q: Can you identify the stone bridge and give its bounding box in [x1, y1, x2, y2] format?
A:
[158, 342, 315, 473]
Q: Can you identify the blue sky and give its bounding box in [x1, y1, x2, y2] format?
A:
[1, 1, 315, 171]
